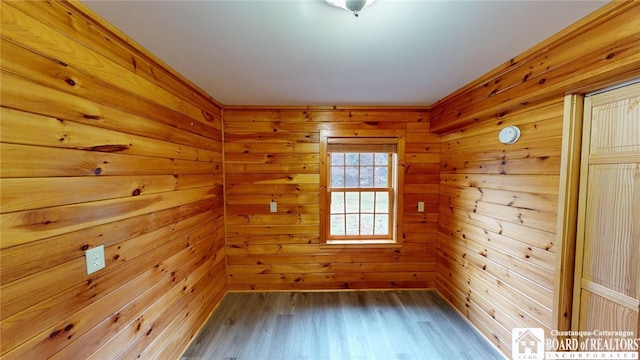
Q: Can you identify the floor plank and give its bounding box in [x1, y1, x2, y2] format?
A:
[181, 290, 504, 360]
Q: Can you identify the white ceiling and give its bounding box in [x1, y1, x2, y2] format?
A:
[83, 0, 606, 107]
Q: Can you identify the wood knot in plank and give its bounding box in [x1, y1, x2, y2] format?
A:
[86, 144, 130, 152]
[202, 111, 215, 122]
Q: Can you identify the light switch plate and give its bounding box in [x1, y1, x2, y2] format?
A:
[417, 201, 425, 213]
[269, 201, 278, 213]
[86, 245, 105, 275]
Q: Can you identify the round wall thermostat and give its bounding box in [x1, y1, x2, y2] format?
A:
[498, 126, 521, 144]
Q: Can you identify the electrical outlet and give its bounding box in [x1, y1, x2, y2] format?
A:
[269, 201, 278, 213]
[86, 245, 105, 275]
[417, 201, 425, 213]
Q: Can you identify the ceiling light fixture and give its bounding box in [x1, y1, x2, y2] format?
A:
[326, 0, 376, 17]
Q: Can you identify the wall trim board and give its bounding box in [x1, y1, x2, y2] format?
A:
[584, 77, 640, 97]
[430, 1, 640, 134]
[223, 105, 432, 111]
[552, 94, 584, 336]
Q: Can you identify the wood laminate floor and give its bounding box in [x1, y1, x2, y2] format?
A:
[181, 290, 505, 360]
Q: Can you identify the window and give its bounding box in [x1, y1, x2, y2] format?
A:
[320, 132, 404, 246]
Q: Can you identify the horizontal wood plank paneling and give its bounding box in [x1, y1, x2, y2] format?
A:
[4, 0, 223, 114]
[430, 1, 640, 133]
[432, 4, 640, 358]
[0, 174, 219, 214]
[0, 107, 220, 162]
[436, 97, 564, 357]
[1, 4, 217, 130]
[4, 2, 636, 359]
[224, 109, 436, 290]
[0, 2, 225, 359]
[0, 72, 221, 152]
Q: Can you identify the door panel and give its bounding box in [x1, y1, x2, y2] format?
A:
[582, 164, 639, 298]
[573, 82, 640, 335]
[578, 290, 639, 344]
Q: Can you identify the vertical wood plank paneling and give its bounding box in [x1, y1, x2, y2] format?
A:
[582, 164, 639, 298]
[0, 1, 225, 358]
[224, 109, 436, 290]
[578, 290, 639, 338]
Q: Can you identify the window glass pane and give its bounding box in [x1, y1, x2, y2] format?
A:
[375, 192, 389, 213]
[360, 192, 374, 213]
[330, 215, 345, 235]
[331, 192, 345, 214]
[360, 214, 374, 235]
[346, 214, 360, 235]
[360, 153, 373, 165]
[345, 153, 359, 165]
[345, 192, 360, 213]
[360, 166, 373, 187]
[323, 141, 399, 243]
[331, 153, 344, 165]
[374, 214, 389, 235]
[375, 153, 388, 165]
[345, 167, 359, 188]
[374, 166, 388, 188]
[331, 167, 344, 187]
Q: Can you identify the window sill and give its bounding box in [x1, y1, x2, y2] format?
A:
[320, 240, 402, 249]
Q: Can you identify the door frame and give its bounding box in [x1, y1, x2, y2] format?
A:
[554, 79, 640, 335]
[553, 94, 584, 334]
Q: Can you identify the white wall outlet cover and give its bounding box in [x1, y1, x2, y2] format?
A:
[498, 126, 521, 144]
[269, 201, 278, 213]
[86, 245, 106, 275]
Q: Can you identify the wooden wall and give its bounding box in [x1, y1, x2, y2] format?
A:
[223, 109, 438, 290]
[3, 1, 638, 358]
[430, 1, 640, 134]
[0, 2, 225, 358]
[436, 97, 564, 353]
[432, 2, 640, 357]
